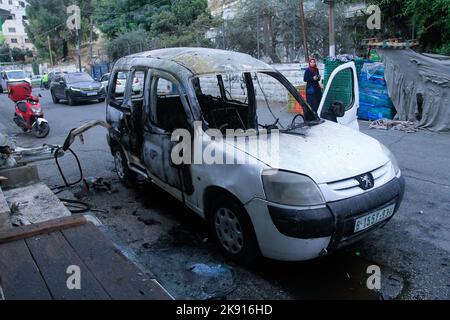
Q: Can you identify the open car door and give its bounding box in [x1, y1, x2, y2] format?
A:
[317, 62, 360, 131]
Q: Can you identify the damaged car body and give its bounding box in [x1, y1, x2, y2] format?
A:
[106, 48, 405, 262]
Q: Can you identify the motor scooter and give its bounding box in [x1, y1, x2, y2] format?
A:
[8, 81, 50, 138]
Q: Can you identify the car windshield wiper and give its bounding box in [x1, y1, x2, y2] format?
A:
[258, 118, 279, 131]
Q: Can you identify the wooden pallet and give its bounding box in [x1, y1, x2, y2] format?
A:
[0, 215, 173, 300]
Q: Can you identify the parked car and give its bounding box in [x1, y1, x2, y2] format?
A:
[30, 75, 43, 88]
[50, 72, 106, 105]
[101, 71, 143, 94]
[106, 48, 404, 263]
[0, 69, 31, 93]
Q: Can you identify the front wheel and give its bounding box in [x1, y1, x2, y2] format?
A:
[51, 90, 59, 103]
[209, 194, 260, 264]
[67, 93, 76, 106]
[98, 98, 105, 103]
[113, 148, 137, 187]
[32, 120, 50, 138]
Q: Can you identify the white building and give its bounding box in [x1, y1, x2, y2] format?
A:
[0, 0, 34, 51]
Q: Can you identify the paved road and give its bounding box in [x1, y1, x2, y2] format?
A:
[1, 90, 449, 299]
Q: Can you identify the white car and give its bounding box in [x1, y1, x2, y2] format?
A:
[101, 71, 143, 96]
[0, 69, 31, 93]
[106, 48, 405, 263]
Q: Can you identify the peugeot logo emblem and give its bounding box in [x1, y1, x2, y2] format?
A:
[355, 173, 374, 190]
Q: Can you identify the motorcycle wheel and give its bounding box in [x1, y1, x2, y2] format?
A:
[32, 121, 50, 138]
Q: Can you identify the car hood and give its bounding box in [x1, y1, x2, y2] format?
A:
[68, 81, 101, 89]
[231, 121, 389, 184]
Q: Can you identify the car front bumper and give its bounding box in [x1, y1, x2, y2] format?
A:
[245, 176, 405, 261]
[68, 90, 106, 101]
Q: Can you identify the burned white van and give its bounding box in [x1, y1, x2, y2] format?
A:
[106, 48, 404, 263]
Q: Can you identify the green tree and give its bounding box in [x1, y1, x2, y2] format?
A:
[25, 0, 94, 61]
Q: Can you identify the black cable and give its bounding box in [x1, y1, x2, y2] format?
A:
[50, 146, 92, 214]
[52, 146, 87, 194]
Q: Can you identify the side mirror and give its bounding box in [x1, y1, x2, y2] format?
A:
[331, 101, 345, 118]
[59, 81, 64, 85]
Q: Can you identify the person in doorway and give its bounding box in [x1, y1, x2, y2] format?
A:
[303, 58, 322, 112]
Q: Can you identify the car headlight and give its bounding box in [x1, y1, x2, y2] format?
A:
[70, 87, 81, 91]
[380, 143, 400, 176]
[262, 170, 325, 206]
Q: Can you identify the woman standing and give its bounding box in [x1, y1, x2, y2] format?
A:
[303, 58, 322, 112]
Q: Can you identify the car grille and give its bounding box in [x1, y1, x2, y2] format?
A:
[81, 87, 100, 91]
[327, 163, 390, 194]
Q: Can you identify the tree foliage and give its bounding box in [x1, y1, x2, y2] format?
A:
[0, 45, 33, 63]
[93, 0, 218, 60]
[25, 0, 94, 61]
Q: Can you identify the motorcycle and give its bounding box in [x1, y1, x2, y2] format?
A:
[8, 81, 50, 138]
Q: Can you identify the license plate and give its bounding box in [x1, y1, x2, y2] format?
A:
[86, 91, 97, 96]
[354, 204, 396, 233]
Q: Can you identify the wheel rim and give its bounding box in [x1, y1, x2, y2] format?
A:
[214, 208, 244, 254]
[32, 122, 49, 138]
[114, 151, 125, 179]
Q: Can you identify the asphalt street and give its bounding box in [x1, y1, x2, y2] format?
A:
[0, 89, 449, 299]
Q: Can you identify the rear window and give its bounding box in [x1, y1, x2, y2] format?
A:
[6, 71, 26, 79]
[65, 73, 94, 83]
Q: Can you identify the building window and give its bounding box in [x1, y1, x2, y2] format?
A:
[19, 1, 25, 7]
[8, 28, 16, 33]
[8, 0, 12, 5]
[7, 14, 15, 20]
[11, 38, 18, 43]
[22, 15, 28, 21]
[25, 38, 30, 43]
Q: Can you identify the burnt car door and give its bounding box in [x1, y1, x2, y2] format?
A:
[142, 70, 191, 201]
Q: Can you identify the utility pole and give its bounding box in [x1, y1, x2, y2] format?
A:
[256, 11, 260, 59]
[299, 0, 309, 62]
[47, 35, 53, 66]
[325, 0, 336, 57]
[89, 16, 93, 65]
[76, 28, 82, 72]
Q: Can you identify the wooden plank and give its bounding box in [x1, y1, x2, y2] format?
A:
[0, 215, 86, 245]
[62, 223, 173, 300]
[25, 231, 111, 300]
[0, 239, 52, 300]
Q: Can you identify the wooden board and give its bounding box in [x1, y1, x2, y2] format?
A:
[25, 231, 111, 300]
[0, 215, 86, 245]
[62, 223, 172, 300]
[0, 217, 172, 300]
[0, 239, 52, 300]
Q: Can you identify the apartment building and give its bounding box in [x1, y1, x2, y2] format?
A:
[0, 0, 34, 50]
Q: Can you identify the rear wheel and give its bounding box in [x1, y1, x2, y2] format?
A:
[51, 90, 59, 103]
[32, 121, 50, 138]
[113, 148, 137, 187]
[0, 86, 3, 94]
[209, 194, 260, 264]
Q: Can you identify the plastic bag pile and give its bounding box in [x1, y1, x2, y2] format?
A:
[358, 62, 395, 121]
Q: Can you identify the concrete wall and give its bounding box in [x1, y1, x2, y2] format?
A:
[198, 62, 324, 103]
[0, 187, 11, 230]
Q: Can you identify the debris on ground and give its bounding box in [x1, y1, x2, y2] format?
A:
[138, 217, 162, 226]
[186, 263, 236, 300]
[369, 119, 419, 133]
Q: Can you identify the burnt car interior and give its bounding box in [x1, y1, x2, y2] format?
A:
[194, 73, 256, 133]
[151, 76, 189, 132]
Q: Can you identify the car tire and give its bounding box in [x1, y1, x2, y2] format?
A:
[113, 148, 138, 187]
[51, 90, 59, 103]
[98, 98, 105, 103]
[209, 194, 260, 264]
[67, 93, 76, 106]
[0, 86, 3, 94]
